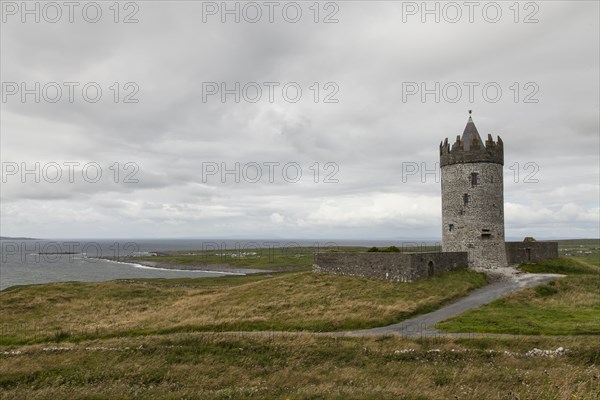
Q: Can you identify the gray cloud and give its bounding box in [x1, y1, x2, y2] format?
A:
[1, 1, 598, 239]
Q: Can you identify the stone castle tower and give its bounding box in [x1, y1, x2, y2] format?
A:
[439, 112, 508, 268]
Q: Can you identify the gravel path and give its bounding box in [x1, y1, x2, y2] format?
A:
[340, 267, 564, 337]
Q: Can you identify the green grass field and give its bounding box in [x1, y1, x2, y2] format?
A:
[114, 244, 445, 272]
[436, 257, 600, 335]
[557, 238, 600, 266]
[1, 333, 598, 399]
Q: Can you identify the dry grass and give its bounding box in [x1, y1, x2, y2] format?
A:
[0, 270, 487, 344]
[1, 256, 599, 398]
[1, 333, 598, 399]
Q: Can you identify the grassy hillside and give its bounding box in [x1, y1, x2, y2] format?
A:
[0, 269, 486, 345]
[2, 244, 600, 398]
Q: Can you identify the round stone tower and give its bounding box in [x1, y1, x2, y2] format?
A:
[439, 112, 507, 269]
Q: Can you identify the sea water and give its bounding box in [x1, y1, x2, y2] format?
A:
[0, 238, 436, 290]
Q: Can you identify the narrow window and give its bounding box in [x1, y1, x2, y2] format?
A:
[481, 229, 491, 239]
[471, 173, 479, 188]
[463, 194, 469, 205]
[449, 224, 454, 232]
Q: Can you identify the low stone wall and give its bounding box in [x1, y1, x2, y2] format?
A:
[313, 252, 468, 282]
[505, 241, 559, 264]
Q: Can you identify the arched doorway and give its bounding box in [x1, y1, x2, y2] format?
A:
[427, 261, 435, 277]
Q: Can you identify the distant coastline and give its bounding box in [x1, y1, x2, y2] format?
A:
[97, 256, 268, 275]
[98, 257, 247, 275]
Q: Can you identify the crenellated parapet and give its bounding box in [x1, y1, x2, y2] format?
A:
[440, 133, 503, 167]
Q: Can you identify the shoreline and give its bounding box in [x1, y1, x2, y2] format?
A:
[97, 257, 268, 275]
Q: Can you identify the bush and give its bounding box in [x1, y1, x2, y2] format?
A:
[534, 285, 559, 297]
[367, 246, 401, 253]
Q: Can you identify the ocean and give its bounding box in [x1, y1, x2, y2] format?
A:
[0, 238, 439, 290]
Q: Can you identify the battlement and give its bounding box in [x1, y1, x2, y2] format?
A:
[440, 117, 504, 167]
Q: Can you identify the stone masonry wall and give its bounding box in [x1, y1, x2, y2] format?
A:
[441, 162, 507, 268]
[505, 241, 559, 264]
[313, 252, 468, 282]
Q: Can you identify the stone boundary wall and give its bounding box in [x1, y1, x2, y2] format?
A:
[505, 241, 559, 264]
[313, 252, 468, 282]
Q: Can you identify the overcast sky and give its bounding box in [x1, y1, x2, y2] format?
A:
[1, 1, 598, 240]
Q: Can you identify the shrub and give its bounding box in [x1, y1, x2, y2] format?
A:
[534, 285, 559, 297]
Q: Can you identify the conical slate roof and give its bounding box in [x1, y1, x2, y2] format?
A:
[461, 116, 484, 150]
[440, 112, 504, 167]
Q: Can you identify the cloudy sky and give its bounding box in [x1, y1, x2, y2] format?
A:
[1, 1, 598, 240]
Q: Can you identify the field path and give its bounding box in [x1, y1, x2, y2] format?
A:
[341, 270, 564, 337]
